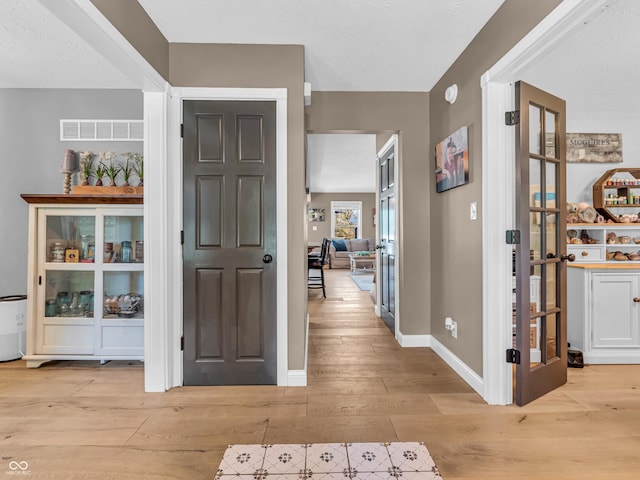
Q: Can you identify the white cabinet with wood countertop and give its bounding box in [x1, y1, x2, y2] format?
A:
[568, 264, 640, 364]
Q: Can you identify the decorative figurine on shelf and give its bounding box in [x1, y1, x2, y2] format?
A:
[60, 149, 75, 194]
[566, 202, 597, 224]
[79, 151, 94, 186]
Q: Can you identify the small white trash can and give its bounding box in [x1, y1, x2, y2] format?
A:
[0, 295, 27, 361]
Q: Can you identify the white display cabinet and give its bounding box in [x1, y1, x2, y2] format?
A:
[567, 223, 640, 264]
[21, 194, 144, 368]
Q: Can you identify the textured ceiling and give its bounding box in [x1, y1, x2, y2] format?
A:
[307, 134, 377, 193]
[137, 0, 505, 91]
[520, 0, 640, 97]
[0, 0, 136, 88]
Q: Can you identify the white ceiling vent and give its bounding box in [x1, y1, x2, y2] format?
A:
[60, 120, 144, 141]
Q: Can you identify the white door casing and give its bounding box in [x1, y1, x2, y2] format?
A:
[481, 0, 610, 404]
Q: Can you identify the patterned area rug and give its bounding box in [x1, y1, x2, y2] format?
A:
[349, 273, 374, 291]
[215, 442, 443, 479]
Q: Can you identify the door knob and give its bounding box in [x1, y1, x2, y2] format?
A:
[375, 244, 384, 250]
[633, 297, 640, 303]
[263, 254, 273, 264]
[560, 253, 576, 262]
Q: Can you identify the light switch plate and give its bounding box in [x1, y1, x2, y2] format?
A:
[312, 225, 317, 231]
[470, 202, 478, 221]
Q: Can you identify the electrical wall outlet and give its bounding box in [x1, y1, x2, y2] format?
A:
[470, 201, 477, 220]
[445, 316, 457, 339]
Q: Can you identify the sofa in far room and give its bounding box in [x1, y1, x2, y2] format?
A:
[328, 238, 376, 269]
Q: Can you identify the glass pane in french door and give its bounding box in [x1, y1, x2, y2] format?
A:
[529, 104, 542, 155]
[546, 313, 559, 362]
[545, 110, 556, 157]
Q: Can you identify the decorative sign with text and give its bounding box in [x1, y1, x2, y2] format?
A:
[567, 133, 622, 163]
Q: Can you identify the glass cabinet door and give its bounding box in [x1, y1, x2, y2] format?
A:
[103, 271, 144, 319]
[100, 212, 144, 324]
[42, 213, 96, 320]
[103, 215, 144, 264]
[45, 214, 95, 264]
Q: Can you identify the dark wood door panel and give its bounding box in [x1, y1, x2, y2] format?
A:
[195, 268, 223, 360]
[378, 143, 396, 333]
[183, 100, 277, 385]
[196, 175, 224, 248]
[196, 114, 224, 163]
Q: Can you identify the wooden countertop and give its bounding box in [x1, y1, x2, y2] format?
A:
[21, 194, 143, 205]
[569, 263, 640, 270]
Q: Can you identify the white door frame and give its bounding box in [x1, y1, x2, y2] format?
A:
[481, 0, 609, 404]
[375, 134, 401, 340]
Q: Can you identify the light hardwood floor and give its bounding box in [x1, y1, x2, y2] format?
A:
[1, 268, 639, 479]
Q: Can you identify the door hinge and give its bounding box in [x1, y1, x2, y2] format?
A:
[38, 275, 42, 286]
[505, 110, 520, 126]
[506, 348, 521, 364]
[180, 336, 184, 351]
[180, 123, 184, 138]
[180, 230, 184, 245]
[506, 230, 521, 244]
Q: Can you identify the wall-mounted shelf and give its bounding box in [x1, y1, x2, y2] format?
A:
[593, 168, 640, 222]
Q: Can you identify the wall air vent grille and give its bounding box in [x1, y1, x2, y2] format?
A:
[60, 119, 143, 141]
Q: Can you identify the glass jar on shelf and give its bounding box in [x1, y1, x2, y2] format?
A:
[80, 234, 95, 262]
[50, 241, 66, 262]
[120, 241, 133, 263]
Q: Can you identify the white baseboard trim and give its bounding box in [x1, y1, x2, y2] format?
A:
[430, 336, 484, 396]
[397, 332, 431, 347]
[287, 370, 307, 386]
[286, 313, 310, 387]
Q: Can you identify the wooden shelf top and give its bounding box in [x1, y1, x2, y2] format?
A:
[569, 263, 640, 270]
[567, 223, 640, 228]
[21, 194, 143, 205]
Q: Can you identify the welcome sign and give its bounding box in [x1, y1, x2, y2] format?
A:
[567, 133, 622, 163]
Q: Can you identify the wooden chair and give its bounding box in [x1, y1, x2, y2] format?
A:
[308, 238, 330, 298]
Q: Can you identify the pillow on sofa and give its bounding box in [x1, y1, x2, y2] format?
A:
[350, 239, 369, 252]
[332, 239, 348, 251]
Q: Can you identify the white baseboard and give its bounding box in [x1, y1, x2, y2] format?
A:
[430, 336, 484, 396]
[287, 370, 307, 386]
[286, 313, 310, 387]
[397, 332, 431, 347]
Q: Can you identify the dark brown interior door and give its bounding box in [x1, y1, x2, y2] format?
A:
[182, 100, 277, 385]
[514, 81, 569, 405]
[378, 143, 396, 333]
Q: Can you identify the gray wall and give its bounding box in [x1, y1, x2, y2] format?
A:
[429, 0, 564, 376]
[0, 89, 143, 297]
[307, 192, 376, 244]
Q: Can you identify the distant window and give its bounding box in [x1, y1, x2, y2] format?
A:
[330, 201, 362, 239]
